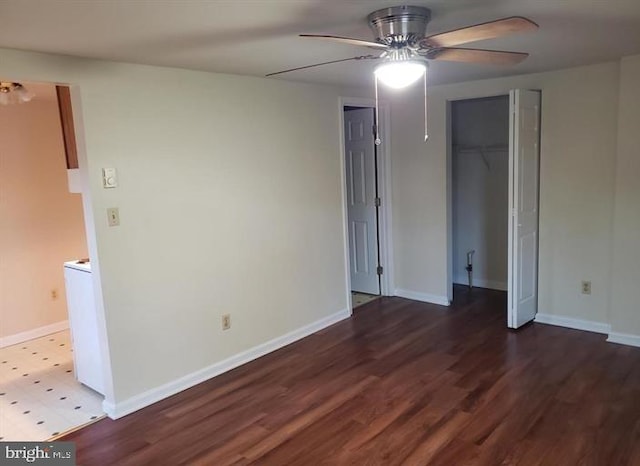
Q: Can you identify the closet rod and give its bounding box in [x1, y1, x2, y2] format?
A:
[453, 144, 509, 153]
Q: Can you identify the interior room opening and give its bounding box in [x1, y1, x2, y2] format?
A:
[343, 105, 382, 310]
[451, 95, 510, 301]
[0, 80, 105, 441]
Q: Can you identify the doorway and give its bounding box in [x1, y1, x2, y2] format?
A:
[344, 106, 380, 299]
[341, 100, 393, 309]
[0, 80, 107, 441]
[452, 95, 510, 293]
[447, 90, 541, 329]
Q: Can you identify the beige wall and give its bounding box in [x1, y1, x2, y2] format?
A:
[387, 62, 620, 325]
[0, 48, 350, 409]
[0, 83, 88, 339]
[610, 54, 640, 337]
[1, 46, 637, 416]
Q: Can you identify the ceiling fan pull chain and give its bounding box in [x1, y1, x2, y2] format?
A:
[374, 74, 381, 146]
[424, 71, 429, 142]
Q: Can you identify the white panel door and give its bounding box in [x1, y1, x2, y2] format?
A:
[344, 108, 379, 295]
[508, 90, 541, 329]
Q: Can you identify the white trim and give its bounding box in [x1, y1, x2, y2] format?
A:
[507, 91, 516, 327]
[453, 277, 508, 291]
[102, 308, 351, 419]
[69, 85, 115, 407]
[338, 100, 354, 315]
[66, 168, 82, 193]
[446, 101, 454, 304]
[339, 97, 395, 297]
[534, 313, 610, 335]
[0, 320, 69, 348]
[377, 103, 395, 296]
[394, 289, 450, 306]
[534, 315, 640, 348]
[607, 332, 640, 348]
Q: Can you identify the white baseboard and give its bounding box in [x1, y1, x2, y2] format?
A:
[453, 276, 507, 291]
[607, 332, 640, 348]
[534, 313, 610, 335]
[394, 289, 450, 306]
[102, 308, 351, 419]
[0, 320, 69, 348]
[535, 314, 640, 348]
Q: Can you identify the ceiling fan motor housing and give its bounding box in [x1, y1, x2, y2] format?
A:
[368, 5, 431, 48]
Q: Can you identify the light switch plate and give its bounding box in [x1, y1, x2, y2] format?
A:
[107, 207, 120, 227]
[102, 168, 118, 188]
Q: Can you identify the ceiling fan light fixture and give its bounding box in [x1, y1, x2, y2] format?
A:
[0, 82, 35, 106]
[280, 8, 538, 143]
[374, 60, 427, 89]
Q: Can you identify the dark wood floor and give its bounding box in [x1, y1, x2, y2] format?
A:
[64, 286, 640, 465]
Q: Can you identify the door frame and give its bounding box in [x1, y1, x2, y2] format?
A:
[339, 97, 394, 311]
[0, 78, 115, 410]
[445, 91, 541, 311]
[66, 84, 115, 404]
[2, 77, 115, 409]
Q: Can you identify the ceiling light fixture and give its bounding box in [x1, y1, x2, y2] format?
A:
[373, 56, 429, 144]
[374, 60, 427, 89]
[270, 6, 538, 146]
[0, 82, 35, 106]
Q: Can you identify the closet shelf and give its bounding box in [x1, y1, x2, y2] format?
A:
[453, 144, 509, 153]
[453, 144, 509, 170]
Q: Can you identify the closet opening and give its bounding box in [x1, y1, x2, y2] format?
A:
[451, 95, 510, 295]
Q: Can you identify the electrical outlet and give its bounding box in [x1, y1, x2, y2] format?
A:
[581, 281, 592, 295]
[222, 314, 231, 331]
[51, 289, 58, 300]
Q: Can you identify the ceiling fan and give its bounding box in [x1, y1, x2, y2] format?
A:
[266, 6, 538, 142]
[267, 5, 538, 79]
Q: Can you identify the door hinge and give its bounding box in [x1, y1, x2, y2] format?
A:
[377, 265, 383, 275]
[372, 124, 377, 137]
[374, 197, 381, 207]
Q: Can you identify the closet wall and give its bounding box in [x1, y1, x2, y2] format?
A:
[452, 96, 509, 290]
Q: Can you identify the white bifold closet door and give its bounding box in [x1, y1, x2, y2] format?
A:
[508, 89, 541, 329]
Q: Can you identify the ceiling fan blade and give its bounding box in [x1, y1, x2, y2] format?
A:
[300, 34, 388, 50]
[426, 47, 529, 65]
[421, 17, 538, 48]
[266, 55, 379, 77]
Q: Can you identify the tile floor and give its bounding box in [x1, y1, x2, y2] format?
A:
[351, 291, 380, 308]
[0, 330, 104, 441]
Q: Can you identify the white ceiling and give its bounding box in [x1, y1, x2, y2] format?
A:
[1, 0, 640, 88]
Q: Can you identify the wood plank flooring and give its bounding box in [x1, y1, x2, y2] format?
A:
[63, 286, 640, 465]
